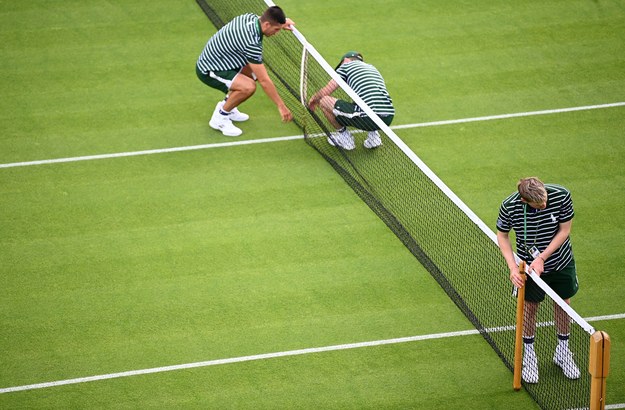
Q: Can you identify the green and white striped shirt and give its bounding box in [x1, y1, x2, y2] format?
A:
[336, 60, 395, 116]
[197, 13, 263, 74]
[496, 184, 575, 272]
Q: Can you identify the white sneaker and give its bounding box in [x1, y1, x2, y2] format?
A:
[363, 130, 382, 149]
[553, 345, 581, 380]
[216, 101, 249, 122]
[327, 128, 355, 150]
[522, 348, 539, 384]
[209, 111, 242, 137]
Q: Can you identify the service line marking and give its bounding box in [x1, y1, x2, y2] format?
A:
[1, 102, 623, 169]
[1, 312, 623, 394]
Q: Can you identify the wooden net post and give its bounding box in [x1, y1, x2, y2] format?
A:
[589, 330, 611, 410]
[513, 261, 526, 391]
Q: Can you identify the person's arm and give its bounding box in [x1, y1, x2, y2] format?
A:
[249, 62, 292, 122]
[497, 230, 523, 288]
[528, 219, 573, 275]
[308, 80, 339, 110]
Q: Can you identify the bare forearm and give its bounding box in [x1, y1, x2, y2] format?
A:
[498, 230, 524, 288]
[259, 78, 286, 108]
[310, 81, 338, 104]
[497, 231, 517, 270]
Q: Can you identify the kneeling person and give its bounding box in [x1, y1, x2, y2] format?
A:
[308, 51, 394, 150]
[196, 6, 293, 136]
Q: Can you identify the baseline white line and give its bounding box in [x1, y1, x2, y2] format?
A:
[1, 312, 623, 395]
[1, 102, 623, 169]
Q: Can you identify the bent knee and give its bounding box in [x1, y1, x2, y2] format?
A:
[241, 81, 257, 96]
[233, 76, 257, 96]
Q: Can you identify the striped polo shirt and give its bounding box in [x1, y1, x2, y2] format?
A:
[197, 13, 263, 74]
[496, 184, 575, 272]
[336, 60, 395, 116]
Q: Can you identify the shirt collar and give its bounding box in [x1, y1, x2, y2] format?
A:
[256, 16, 263, 40]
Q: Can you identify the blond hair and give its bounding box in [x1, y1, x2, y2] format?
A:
[517, 177, 547, 203]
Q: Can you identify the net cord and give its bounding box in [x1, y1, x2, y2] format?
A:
[264, 0, 595, 336]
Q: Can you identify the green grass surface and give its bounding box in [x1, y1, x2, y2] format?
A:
[1, 0, 624, 408]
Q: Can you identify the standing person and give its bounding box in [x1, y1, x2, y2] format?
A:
[496, 177, 581, 384]
[196, 6, 294, 137]
[308, 51, 394, 150]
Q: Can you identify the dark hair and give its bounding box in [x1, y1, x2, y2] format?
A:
[261, 6, 286, 25]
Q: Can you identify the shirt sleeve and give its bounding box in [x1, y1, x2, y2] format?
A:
[336, 65, 348, 82]
[244, 42, 263, 64]
[496, 202, 512, 232]
[243, 18, 263, 65]
[558, 191, 574, 222]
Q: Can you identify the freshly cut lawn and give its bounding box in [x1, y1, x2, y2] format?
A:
[1, 0, 623, 408]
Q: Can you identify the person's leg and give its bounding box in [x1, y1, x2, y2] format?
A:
[553, 298, 580, 379]
[521, 299, 540, 383]
[199, 67, 248, 135]
[208, 69, 251, 136]
[551, 261, 579, 340]
[554, 298, 571, 336]
[222, 66, 256, 112]
[319, 96, 341, 128]
[523, 301, 538, 338]
[319, 95, 356, 151]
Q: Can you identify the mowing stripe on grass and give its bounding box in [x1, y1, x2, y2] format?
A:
[1, 102, 623, 169]
[1, 312, 623, 394]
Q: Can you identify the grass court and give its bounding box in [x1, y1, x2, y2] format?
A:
[1, 0, 624, 408]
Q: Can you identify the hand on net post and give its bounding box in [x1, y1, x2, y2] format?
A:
[510, 263, 525, 289]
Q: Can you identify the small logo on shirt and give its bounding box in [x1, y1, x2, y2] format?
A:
[551, 214, 557, 223]
[496, 218, 504, 229]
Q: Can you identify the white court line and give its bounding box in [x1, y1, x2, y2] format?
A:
[0, 135, 304, 169]
[390, 101, 625, 130]
[1, 312, 623, 395]
[1, 102, 623, 169]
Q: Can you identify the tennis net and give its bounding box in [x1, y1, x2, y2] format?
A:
[196, 1, 597, 408]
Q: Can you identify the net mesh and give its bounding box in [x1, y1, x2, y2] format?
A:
[196, 1, 593, 408]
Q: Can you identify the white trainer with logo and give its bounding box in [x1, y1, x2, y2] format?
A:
[363, 130, 382, 149]
[327, 128, 355, 150]
[209, 110, 243, 137]
[216, 100, 249, 122]
[522, 347, 539, 384]
[553, 345, 581, 379]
